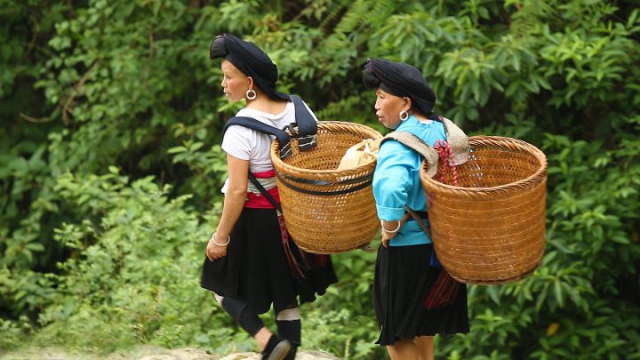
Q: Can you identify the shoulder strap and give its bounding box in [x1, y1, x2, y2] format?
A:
[248, 171, 282, 213]
[381, 131, 438, 236]
[288, 95, 318, 151]
[289, 95, 317, 136]
[223, 96, 319, 158]
[439, 117, 469, 166]
[404, 205, 432, 236]
[381, 131, 440, 177]
[224, 116, 293, 159]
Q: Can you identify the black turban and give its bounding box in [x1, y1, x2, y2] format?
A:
[210, 33, 289, 101]
[363, 59, 436, 117]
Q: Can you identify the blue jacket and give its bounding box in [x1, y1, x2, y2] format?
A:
[373, 115, 447, 246]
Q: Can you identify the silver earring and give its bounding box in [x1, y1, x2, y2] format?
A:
[399, 110, 409, 121]
[245, 89, 257, 100]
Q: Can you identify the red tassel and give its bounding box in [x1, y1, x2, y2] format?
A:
[424, 140, 461, 309]
[434, 140, 459, 186]
[283, 240, 305, 279]
[313, 254, 329, 267]
[295, 250, 329, 270]
[297, 249, 312, 270]
[424, 270, 461, 309]
[277, 213, 305, 279]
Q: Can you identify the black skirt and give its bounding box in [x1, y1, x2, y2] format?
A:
[374, 243, 470, 345]
[201, 208, 338, 315]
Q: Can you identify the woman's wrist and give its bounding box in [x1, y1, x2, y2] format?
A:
[381, 220, 401, 233]
[211, 232, 231, 247]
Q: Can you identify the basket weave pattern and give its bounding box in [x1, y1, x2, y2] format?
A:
[271, 121, 383, 254]
[420, 136, 547, 285]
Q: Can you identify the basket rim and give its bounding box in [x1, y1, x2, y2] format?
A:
[421, 135, 547, 194]
[271, 121, 382, 178]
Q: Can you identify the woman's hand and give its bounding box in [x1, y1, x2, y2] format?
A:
[380, 213, 410, 248]
[381, 228, 396, 248]
[206, 233, 229, 261]
[206, 154, 248, 262]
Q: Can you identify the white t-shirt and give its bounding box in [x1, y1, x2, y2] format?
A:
[220, 100, 318, 193]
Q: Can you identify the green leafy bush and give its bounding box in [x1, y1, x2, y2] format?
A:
[1, 0, 639, 359]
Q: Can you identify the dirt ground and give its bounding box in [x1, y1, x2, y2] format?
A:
[0, 346, 340, 360]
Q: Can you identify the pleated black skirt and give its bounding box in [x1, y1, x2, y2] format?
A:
[374, 243, 470, 345]
[201, 208, 338, 315]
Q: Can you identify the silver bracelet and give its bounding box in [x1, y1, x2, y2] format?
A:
[211, 232, 230, 246]
[380, 220, 401, 233]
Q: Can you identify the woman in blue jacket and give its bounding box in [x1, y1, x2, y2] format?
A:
[363, 59, 470, 360]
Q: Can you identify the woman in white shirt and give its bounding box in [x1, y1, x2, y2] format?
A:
[201, 33, 337, 360]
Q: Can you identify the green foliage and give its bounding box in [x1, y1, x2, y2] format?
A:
[308, 250, 383, 358]
[1, 0, 640, 359]
[303, 307, 384, 359]
[23, 170, 237, 354]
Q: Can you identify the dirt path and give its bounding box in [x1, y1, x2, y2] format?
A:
[0, 347, 340, 360]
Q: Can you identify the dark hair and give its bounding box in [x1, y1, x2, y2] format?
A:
[363, 66, 405, 96]
[210, 33, 290, 101]
[363, 66, 423, 114]
[362, 67, 381, 89]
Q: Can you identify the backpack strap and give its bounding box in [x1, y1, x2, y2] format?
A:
[439, 117, 469, 166]
[381, 131, 440, 177]
[287, 95, 318, 151]
[222, 95, 318, 159]
[224, 116, 294, 159]
[380, 132, 436, 235]
[248, 171, 282, 212]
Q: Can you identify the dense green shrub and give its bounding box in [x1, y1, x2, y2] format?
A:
[1, 0, 639, 359]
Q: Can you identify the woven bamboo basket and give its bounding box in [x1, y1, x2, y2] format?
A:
[420, 135, 547, 285]
[271, 121, 382, 254]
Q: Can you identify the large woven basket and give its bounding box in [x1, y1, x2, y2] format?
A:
[271, 121, 382, 254]
[420, 135, 547, 285]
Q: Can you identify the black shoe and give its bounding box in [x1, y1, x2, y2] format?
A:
[283, 344, 298, 360]
[261, 335, 292, 360]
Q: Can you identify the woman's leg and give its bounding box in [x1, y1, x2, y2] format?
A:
[386, 339, 419, 360]
[414, 336, 435, 360]
[214, 293, 264, 338]
[213, 292, 291, 357]
[275, 307, 301, 360]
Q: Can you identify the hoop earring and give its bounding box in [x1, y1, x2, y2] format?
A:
[245, 89, 257, 100]
[399, 110, 409, 121]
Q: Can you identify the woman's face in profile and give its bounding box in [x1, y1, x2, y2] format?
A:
[374, 88, 405, 129]
[220, 60, 250, 103]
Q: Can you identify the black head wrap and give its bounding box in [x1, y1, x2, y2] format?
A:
[210, 33, 289, 101]
[363, 59, 437, 118]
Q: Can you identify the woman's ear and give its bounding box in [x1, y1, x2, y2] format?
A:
[246, 76, 254, 89]
[403, 97, 412, 111]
